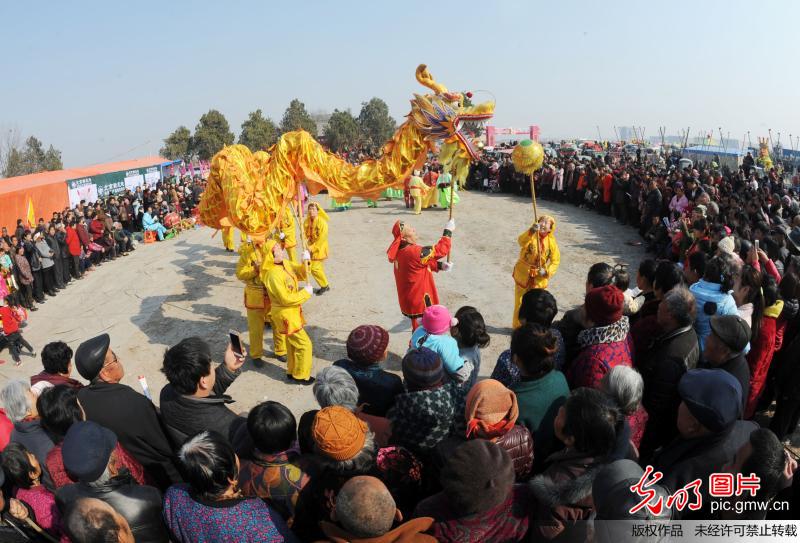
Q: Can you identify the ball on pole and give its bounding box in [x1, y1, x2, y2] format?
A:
[511, 139, 544, 175]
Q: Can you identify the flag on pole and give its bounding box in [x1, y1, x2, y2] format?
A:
[26, 197, 35, 228]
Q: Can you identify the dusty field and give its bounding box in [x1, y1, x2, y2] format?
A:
[1, 191, 644, 417]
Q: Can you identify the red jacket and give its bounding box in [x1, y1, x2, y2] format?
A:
[745, 303, 781, 419]
[392, 235, 451, 319]
[0, 305, 20, 335]
[89, 219, 105, 240]
[602, 174, 613, 203]
[65, 226, 81, 256]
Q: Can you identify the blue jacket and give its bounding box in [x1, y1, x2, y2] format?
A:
[410, 327, 464, 376]
[689, 279, 738, 352]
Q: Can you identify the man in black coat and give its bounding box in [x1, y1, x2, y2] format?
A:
[158, 337, 250, 454]
[702, 315, 751, 410]
[638, 287, 699, 461]
[75, 334, 181, 489]
[55, 421, 168, 543]
[653, 369, 757, 519]
[639, 177, 662, 236]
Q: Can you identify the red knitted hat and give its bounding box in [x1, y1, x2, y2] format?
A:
[585, 285, 624, 326]
[346, 325, 390, 365]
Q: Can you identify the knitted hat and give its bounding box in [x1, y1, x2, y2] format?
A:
[678, 369, 742, 432]
[421, 305, 458, 335]
[441, 440, 514, 515]
[717, 236, 735, 255]
[401, 347, 443, 390]
[312, 406, 368, 461]
[465, 379, 519, 440]
[346, 325, 390, 365]
[584, 285, 624, 326]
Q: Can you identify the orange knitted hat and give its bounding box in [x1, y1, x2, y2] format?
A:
[312, 406, 368, 461]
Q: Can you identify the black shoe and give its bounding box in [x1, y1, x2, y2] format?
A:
[289, 376, 315, 385]
[252, 358, 265, 368]
[275, 354, 287, 363]
[315, 286, 330, 296]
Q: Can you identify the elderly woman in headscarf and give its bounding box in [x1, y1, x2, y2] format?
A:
[460, 379, 534, 480]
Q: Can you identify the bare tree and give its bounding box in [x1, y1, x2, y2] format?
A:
[0, 124, 22, 178]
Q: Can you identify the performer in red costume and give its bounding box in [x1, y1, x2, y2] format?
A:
[387, 218, 455, 329]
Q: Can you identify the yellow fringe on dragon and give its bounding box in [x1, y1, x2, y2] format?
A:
[199, 65, 494, 237]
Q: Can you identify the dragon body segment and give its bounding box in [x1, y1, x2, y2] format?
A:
[199, 65, 494, 237]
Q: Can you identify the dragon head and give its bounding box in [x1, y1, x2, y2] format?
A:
[409, 64, 494, 162]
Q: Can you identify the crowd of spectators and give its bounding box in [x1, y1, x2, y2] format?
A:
[2, 153, 800, 541]
[2, 261, 799, 541]
[0, 176, 205, 365]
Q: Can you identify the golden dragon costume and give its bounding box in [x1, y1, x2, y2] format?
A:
[199, 65, 495, 237]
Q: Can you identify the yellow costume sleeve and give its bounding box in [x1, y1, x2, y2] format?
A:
[266, 267, 311, 307]
[545, 236, 560, 278]
[235, 245, 258, 282]
[306, 218, 329, 260]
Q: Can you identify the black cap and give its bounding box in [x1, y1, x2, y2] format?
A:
[75, 334, 110, 381]
[62, 421, 118, 482]
[678, 369, 742, 432]
[709, 315, 751, 352]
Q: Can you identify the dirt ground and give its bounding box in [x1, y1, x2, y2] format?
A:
[2, 191, 644, 418]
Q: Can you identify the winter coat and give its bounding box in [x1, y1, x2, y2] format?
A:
[712, 352, 750, 412]
[387, 382, 467, 453]
[159, 363, 250, 454]
[566, 317, 633, 390]
[333, 359, 404, 417]
[652, 420, 757, 518]
[78, 381, 181, 488]
[745, 301, 783, 418]
[414, 485, 531, 543]
[689, 279, 738, 352]
[34, 239, 54, 268]
[637, 325, 698, 458]
[13, 254, 33, 285]
[65, 226, 81, 256]
[10, 419, 55, 489]
[163, 484, 293, 543]
[512, 370, 570, 467]
[529, 449, 605, 542]
[495, 424, 534, 480]
[56, 471, 168, 543]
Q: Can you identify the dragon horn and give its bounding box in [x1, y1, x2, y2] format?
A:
[415, 64, 449, 96]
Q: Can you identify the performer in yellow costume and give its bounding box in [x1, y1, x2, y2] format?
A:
[260, 239, 315, 383]
[303, 202, 330, 295]
[235, 240, 286, 368]
[511, 215, 560, 328]
[222, 226, 246, 252]
[408, 171, 428, 215]
[274, 211, 298, 263]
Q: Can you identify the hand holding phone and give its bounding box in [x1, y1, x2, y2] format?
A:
[226, 330, 247, 372]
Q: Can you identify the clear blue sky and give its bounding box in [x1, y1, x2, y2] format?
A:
[3, 0, 799, 167]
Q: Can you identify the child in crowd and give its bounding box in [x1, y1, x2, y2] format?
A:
[614, 265, 637, 316]
[333, 325, 404, 417]
[410, 305, 469, 383]
[0, 294, 35, 366]
[450, 306, 490, 389]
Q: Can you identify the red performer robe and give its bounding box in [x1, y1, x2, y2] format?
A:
[389, 228, 451, 319]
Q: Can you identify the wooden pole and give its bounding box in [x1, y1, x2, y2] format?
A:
[530, 172, 542, 272]
[447, 169, 456, 263]
[291, 188, 311, 276]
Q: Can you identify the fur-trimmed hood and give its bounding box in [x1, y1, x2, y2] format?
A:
[528, 452, 603, 508]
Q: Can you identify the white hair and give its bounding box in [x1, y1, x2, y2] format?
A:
[313, 366, 359, 411]
[0, 380, 33, 422]
[602, 366, 644, 415]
